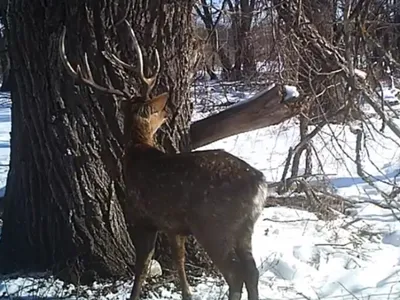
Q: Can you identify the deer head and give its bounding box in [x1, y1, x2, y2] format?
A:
[59, 21, 168, 145]
[128, 92, 168, 144]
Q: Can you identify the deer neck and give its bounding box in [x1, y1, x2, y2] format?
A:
[123, 127, 164, 161]
[124, 122, 155, 150]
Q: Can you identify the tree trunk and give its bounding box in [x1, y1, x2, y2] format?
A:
[0, 0, 203, 284]
[195, 1, 232, 80]
[241, 0, 256, 76]
[227, 0, 256, 80]
[0, 15, 10, 92]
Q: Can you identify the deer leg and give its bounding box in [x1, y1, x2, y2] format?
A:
[234, 219, 259, 300]
[211, 251, 244, 300]
[128, 226, 158, 300]
[235, 232, 259, 300]
[192, 229, 244, 300]
[168, 234, 192, 300]
[222, 254, 245, 300]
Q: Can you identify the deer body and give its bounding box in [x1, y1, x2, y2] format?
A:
[60, 21, 266, 300]
[124, 148, 267, 234]
[122, 107, 267, 300]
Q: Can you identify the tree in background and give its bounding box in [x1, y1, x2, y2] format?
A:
[194, 0, 258, 80]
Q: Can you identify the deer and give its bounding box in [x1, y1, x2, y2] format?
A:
[59, 21, 268, 300]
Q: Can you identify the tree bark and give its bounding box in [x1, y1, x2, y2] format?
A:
[0, 0, 201, 284]
[190, 85, 302, 149]
[0, 6, 10, 92]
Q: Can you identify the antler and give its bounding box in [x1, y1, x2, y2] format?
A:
[59, 26, 130, 98]
[60, 21, 161, 99]
[106, 20, 160, 97]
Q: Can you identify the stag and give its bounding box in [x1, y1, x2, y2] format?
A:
[59, 21, 267, 300]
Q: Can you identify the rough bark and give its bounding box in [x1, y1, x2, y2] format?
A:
[0, 0, 202, 284]
[0, 36, 9, 92]
[190, 85, 302, 149]
[0, 3, 10, 92]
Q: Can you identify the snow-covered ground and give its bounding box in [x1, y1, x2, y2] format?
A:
[0, 93, 10, 197]
[1, 82, 400, 299]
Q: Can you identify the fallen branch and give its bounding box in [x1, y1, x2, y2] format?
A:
[189, 84, 302, 149]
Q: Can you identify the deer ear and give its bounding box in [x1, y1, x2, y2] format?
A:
[149, 92, 169, 113]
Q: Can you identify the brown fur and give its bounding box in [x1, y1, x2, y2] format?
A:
[124, 94, 267, 300]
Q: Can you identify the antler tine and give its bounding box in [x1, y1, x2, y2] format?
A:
[59, 26, 129, 98]
[124, 20, 160, 93]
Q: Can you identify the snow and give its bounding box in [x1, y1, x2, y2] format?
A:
[1, 81, 400, 300]
[283, 85, 299, 101]
[0, 93, 10, 197]
[354, 68, 367, 80]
